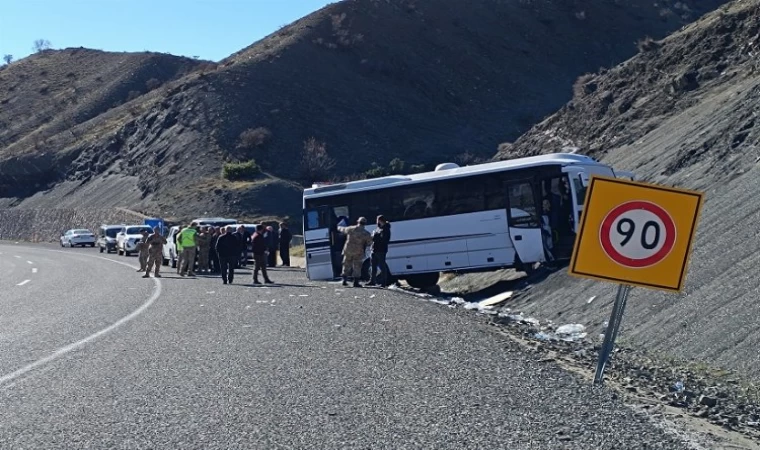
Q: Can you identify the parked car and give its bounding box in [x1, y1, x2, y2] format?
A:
[97, 224, 124, 253]
[115, 225, 153, 256]
[162, 225, 182, 267]
[193, 217, 238, 228]
[60, 229, 96, 248]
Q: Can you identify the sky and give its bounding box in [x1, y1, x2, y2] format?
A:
[0, 0, 334, 62]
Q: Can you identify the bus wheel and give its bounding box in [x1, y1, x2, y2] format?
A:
[406, 272, 440, 290]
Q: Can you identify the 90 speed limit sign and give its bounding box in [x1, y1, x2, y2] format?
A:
[569, 176, 704, 292]
[600, 201, 676, 268]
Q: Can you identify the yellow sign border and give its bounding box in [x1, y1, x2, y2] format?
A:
[568, 175, 705, 292]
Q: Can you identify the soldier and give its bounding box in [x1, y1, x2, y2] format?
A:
[135, 229, 150, 273]
[337, 217, 373, 287]
[196, 226, 211, 274]
[175, 227, 185, 274]
[143, 226, 167, 278]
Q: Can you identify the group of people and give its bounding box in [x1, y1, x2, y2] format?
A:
[337, 214, 392, 288]
[135, 221, 292, 284]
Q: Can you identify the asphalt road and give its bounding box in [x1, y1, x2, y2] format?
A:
[0, 243, 692, 449]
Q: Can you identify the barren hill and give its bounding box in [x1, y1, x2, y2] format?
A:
[0, 0, 729, 224]
[490, 0, 760, 376]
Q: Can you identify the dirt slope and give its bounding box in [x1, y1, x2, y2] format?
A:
[489, 0, 760, 376]
[0, 0, 728, 222]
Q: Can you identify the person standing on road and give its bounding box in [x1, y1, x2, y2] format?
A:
[178, 222, 199, 277]
[136, 229, 150, 273]
[252, 224, 274, 285]
[265, 225, 278, 268]
[368, 215, 392, 287]
[175, 226, 185, 274]
[215, 226, 240, 284]
[209, 227, 220, 274]
[196, 226, 211, 274]
[233, 225, 247, 268]
[278, 222, 292, 267]
[338, 217, 373, 287]
[143, 226, 167, 278]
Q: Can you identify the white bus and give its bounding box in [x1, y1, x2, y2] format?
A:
[302, 153, 634, 289]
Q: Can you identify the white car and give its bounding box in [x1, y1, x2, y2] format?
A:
[115, 225, 153, 256]
[60, 229, 96, 247]
[162, 226, 182, 267]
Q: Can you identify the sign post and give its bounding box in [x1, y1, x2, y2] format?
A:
[568, 175, 704, 385]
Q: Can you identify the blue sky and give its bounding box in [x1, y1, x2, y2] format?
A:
[0, 0, 334, 62]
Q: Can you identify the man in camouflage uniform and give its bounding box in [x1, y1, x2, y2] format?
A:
[143, 226, 167, 278]
[338, 217, 373, 287]
[196, 226, 211, 274]
[136, 229, 150, 272]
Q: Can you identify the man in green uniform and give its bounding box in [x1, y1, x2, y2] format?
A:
[178, 222, 199, 277]
[143, 227, 167, 278]
[196, 226, 211, 274]
[136, 229, 150, 273]
[337, 217, 373, 287]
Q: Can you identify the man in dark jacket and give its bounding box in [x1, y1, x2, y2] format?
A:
[252, 224, 273, 284]
[215, 226, 240, 284]
[209, 227, 220, 273]
[265, 225, 279, 267]
[233, 225, 248, 268]
[368, 215, 392, 287]
[278, 222, 292, 267]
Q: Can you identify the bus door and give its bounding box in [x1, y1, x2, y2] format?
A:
[562, 167, 588, 233]
[303, 206, 336, 281]
[540, 174, 578, 260]
[506, 181, 545, 265]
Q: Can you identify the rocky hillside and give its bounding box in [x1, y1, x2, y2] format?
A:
[489, 0, 760, 376]
[0, 0, 729, 223]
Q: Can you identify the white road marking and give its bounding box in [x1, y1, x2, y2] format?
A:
[26, 261, 33, 265]
[0, 252, 162, 387]
[16, 280, 30, 286]
[13, 255, 20, 259]
[32, 268, 38, 273]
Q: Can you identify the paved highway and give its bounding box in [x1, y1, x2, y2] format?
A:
[0, 243, 690, 449]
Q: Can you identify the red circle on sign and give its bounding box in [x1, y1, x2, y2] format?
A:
[599, 201, 676, 268]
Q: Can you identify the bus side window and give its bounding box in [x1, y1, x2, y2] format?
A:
[305, 210, 322, 230]
[484, 176, 506, 210]
[573, 175, 587, 205]
[507, 182, 539, 228]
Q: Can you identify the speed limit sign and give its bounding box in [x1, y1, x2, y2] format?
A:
[569, 176, 703, 292]
[600, 201, 676, 268]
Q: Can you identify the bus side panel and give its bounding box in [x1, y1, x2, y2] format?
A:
[384, 210, 515, 276]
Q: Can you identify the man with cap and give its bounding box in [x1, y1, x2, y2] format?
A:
[337, 217, 373, 287]
[136, 229, 150, 273]
[177, 222, 199, 277]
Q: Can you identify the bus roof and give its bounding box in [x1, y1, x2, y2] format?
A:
[304, 152, 601, 197]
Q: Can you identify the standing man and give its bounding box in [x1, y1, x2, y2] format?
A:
[178, 222, 199, 277]
[278, 222, 292, 267]
[215, 226, 239, 284]
[136, 229, 150, 273]
[143, 226, 167, 278]
[337, 217, 373, 287]
[252, 224, 274, 285]
[209, 227, 220, 274]
[265, 225, 278, 268]
[196, 226, 211, 274]
[368, 215, 392, 287]
[233, 225, 248, 268]
[175, 226, 185, 274]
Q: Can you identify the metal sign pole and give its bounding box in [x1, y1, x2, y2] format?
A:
[593, 284, 632, 385]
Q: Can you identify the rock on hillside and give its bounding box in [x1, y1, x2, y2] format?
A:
[492, 0, 760, 376]
[0, 0, 729, 222]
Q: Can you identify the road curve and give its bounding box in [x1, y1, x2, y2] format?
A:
[0, 243, 691, 449]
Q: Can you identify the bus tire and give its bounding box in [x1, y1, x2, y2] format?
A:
[406, 272, 440, 290]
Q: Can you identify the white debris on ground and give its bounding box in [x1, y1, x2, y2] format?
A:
[535, 324, 587, 342]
